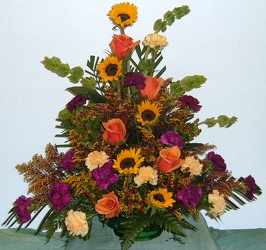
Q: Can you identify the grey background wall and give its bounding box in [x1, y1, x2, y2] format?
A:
[1, 0, 265, 230]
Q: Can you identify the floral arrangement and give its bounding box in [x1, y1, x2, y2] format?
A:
[3, 2, 261, 250]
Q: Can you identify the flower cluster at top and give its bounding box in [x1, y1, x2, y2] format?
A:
[4, 2, 261, 249]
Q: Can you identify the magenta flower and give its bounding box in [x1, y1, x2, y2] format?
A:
[61, 149, 75, 171]
[124, 72, 146, 90]
[243, 175, 257, 199]
[49, 182, 71, 211]
[179, 95, 201, 112]
[66, 95, 87, 112]
[177, 184, 202, 207]
[92, 160, 119, 189]
[207, 151, 227, 172]
[15, 195, 32, 223]
[160, 131, 185, 148]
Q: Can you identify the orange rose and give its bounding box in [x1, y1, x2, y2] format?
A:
[110, 34, 140, 59]
[157, 146, 184, 173]
[95, 191, 121, 218]
[102, 118, 126, 144]
[140, 76, 164, 100]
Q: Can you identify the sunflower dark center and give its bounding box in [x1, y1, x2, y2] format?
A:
[118, 14, 130, 22]
[154, 194, 165, 203]
[105, 64, 118, 76]
[142, 110, 156, 121]
[120, 158, 135, 169]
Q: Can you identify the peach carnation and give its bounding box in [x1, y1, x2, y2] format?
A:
[85, 151, 109, 171]
[134, 166, 158, 187]
[65, 210, 88, 237]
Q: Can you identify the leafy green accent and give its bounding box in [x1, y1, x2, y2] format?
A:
[42, 56, 70, 77]
[153, 6, 190, 33]
[2, 207, 17, 227]
[66, 87, 106, 103]
[151, 212, 196, 236]
[170, 75, 207, 97]
[85, 55, 101, 79]
[68, 66, 84, 83]
[42, 56, 95, 87]
[200, 115, 238, 128]
[120, 214, 150, 250]
[80, 77, 97, 88]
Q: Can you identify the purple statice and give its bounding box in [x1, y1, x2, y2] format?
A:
[207, 151, 227, 172]
[177, 184, 203, 207]
[92, 160, 119, 189]
[124, 72, 146, 90]
[49, 182, 71, 211]
[66, 95, 87, 112]
[61, 149, 75, 171]
[179, 95, 202, 112]
[243, 175, 257, 199]
[15, 195, 32, 223]
[160, 131, 185, 148]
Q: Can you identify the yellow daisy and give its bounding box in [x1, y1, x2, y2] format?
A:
[149, 188, 175, 209]
[113, 148, 144, 174]
[98, 55, 122, 82]
[136, 100, 161, 126]
[108, 2, 138, 28]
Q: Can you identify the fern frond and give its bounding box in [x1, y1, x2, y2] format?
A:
[120, 214, 150, 250]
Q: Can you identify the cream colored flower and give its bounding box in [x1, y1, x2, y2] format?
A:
[181, 156, 203, 176]
[65, 210, 89, 237]
[208, 190, 226, 217]
[134, 166, 158, 187]
[142, 33, 168, 49]
[85, 151, 109, 171]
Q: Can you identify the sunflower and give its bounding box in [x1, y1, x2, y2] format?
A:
[149, 188, 175, 209]
[136, 100, 161, 126]
[113, 148, 144, 174]
[98, 55, 122, 82]
[108, 2, 138, 28]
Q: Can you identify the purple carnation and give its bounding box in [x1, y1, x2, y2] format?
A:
[92, 160, 119, 189]
[177, 184, 202, 207]
[207, 151, 227, 172]
[61, 149, 75, 171]
[49, 182, 71, 211]
[243, 175, 257, 199]
[179, 95, 201, 112]
[66, 95, 87, 112]
[160, 131, 185, 148]
[124, 72, 146, 90]
[15, 195, 32, 223]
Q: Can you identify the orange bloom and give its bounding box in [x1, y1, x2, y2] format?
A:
[157, 146, 184, 173]
[95, 191, 121, 218]
[110, 34, 140, 59]
[140, 76, 164, 100]
[102, 118, 126, 144]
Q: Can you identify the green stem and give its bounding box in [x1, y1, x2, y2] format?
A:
[143, 47, 151, 75]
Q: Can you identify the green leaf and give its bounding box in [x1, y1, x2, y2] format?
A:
[67, 87, 106, 103]
[153, 6, 190, 33]
[217, 115, 238, 128]
[41, 56, 70, 77]
[171, 75, 207, 97]
[164, 11, 175, 26]
[173, 6, 190, 20]
[35, 207, 54, 235]
[153, 19, 165, 33]
[121, 214, 151, 250]
[200, 115, 237, 128]
[58, 108, 72, 120]
[66, 86, 91, 96]
[155, 65, 166, 78]
[80, 77, 97, 88]
[68, 66, 84, 83]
